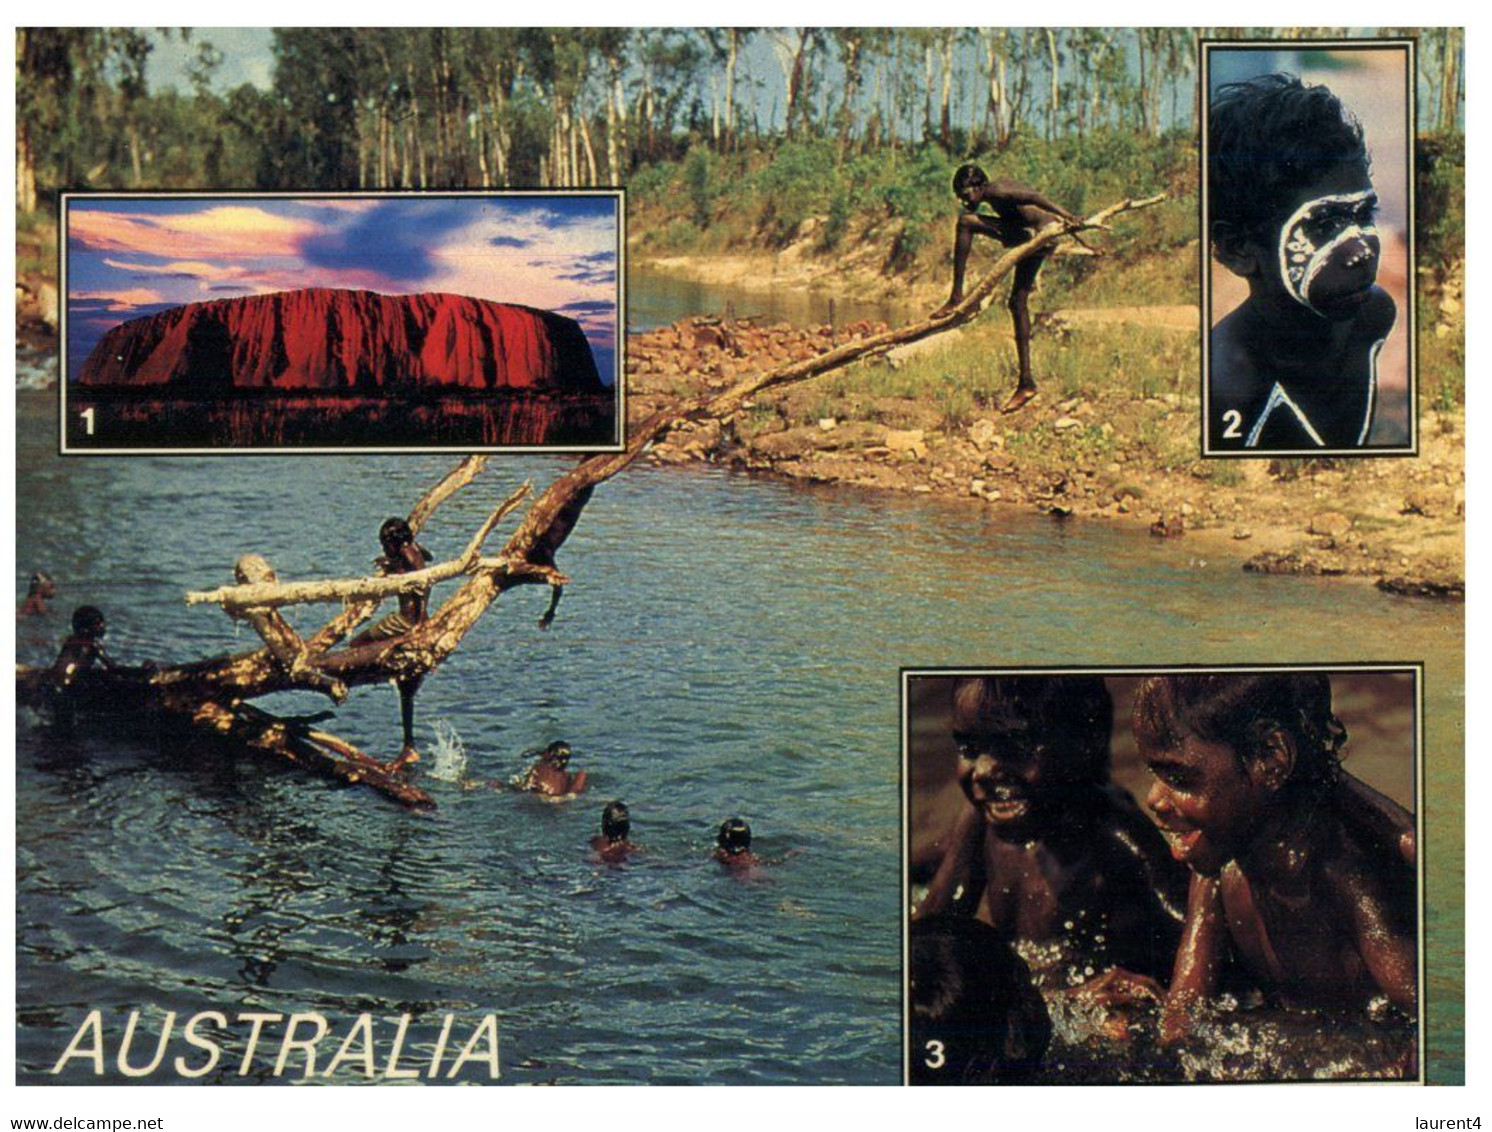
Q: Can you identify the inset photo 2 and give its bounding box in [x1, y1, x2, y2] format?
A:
[61, 191, 623, 453]
[905, 667, 1421, 1084]
[1202, 41, 1415, 454]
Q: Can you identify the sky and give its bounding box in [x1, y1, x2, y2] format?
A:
[65, 195, 620, 384]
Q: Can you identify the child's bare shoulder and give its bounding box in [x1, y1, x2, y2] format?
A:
[986, 177, 1033, 198]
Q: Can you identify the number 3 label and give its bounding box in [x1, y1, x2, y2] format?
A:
[923, 1039, 945, 1069]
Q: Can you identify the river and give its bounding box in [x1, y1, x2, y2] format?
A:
[13, 283, 1464, 1083]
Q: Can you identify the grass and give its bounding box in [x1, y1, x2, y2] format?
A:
[630, 133, 1198, 294]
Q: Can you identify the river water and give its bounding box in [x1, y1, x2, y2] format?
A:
[14, 295, 1464, 1084]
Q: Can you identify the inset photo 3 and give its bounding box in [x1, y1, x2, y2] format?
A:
[61, 191, 623, 453]
[1202, 41, 1415, 454]
[905, 667, 1421, 1084]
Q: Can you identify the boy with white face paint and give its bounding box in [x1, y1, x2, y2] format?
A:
[1207, 73, 1397, 450]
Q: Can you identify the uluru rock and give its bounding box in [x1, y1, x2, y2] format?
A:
[78, 288, 602, 394]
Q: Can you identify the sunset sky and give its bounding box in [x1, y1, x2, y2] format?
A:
[66, 194, 619, 383]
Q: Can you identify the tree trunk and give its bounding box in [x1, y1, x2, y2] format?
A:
[20, 195, 1164, 809]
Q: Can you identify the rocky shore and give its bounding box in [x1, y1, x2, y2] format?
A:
[628, 316, 1464, 599]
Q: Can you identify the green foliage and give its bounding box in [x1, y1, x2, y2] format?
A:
[752, 141, 838, 245]
[683, 146, 714, 229]
[1416, 133, 1465, 277]
[880, 148, 953, 269]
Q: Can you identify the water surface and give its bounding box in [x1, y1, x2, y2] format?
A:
[14, 377, 1463, 1083]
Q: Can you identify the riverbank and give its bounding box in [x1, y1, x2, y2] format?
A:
[627, 307, 1464, 599]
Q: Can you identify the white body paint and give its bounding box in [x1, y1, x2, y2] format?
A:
[1242, 333, 1386, 449]
[1277, 190, 1378, 315]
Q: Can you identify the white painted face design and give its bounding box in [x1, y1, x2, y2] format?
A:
[1277, 190, 1379, 314]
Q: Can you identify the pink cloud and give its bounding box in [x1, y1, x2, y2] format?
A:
[298, 199, 383, 213]
[70, 206, 321, 259]
[72, 287, 165, 312]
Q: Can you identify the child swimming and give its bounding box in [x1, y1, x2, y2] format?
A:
[590, 800, 638, 863]
[712, 817, 762, 870]
[519, 741, 588, 797]
[1134, 673, 1416, 1040]
[916, 676, 1187, 986]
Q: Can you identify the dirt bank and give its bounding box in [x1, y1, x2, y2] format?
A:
[628, 314, 1463, 599]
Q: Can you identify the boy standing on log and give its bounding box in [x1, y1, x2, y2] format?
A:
[350, 517, 432, 770]
[930, 164, 1084, 413]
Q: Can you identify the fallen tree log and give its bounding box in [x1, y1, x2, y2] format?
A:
[20, 194, 1165, 809]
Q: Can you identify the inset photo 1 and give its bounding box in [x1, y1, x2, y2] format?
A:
[1202, 41, 1415, 455]
[61, 191, 623, 453]
[904, 667, 1421, 1084]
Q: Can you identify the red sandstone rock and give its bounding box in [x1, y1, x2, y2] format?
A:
[78, 287, 602, 393]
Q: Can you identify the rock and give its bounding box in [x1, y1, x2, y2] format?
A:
[970, 479, 987, 497]
[884, 428, 928, 460]
[37, 283, 58, 330]
[1150, 514, 1185, 538]
[1053, 416, 1081, 431]
[1377, 571, 1465, 600]
[818, 417, 838, 431]
[1243, 550, 1344, 577]
[78, 287, 601, 393]
[1232, 529, 1252, 540]
[1308, 511, 1352, 539]
[691, 323, 727, 351]
[968, 418, 998, 450]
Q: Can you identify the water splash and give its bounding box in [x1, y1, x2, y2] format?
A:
[425, 719, 468, 782]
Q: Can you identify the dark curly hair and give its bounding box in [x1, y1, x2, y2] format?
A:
[1209, 73, 1368, 237]
[952, 163, 988, 196]
[950, 676, 1113, 786]
[1133, 672, 1348, 788]
[910, 915, 1050, 1083]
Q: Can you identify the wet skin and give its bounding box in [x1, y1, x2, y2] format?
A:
[1143, 731, 1417, 1035]
[590, 836, 637, 863]
[523, 754, 588, 796]
[713, 847, 763, 871]
[918, 709, 1186, 983]
[350, 532, 431, 768]
[1210, 159, 1396, 449]
[50, 631, 113, 689]
[930, 177, 1081, 410]
[19, 576, 56, 618]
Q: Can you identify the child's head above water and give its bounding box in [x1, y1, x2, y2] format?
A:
[716, 817, 751, 855]
[539, 741, 572, 769]
[71, 605, 106, 640]
[949, 676, 1112, 838]
[1135, 673, 1348, 872]
[1210, 74, 1381, 320]
[601, 800, 630, 843]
